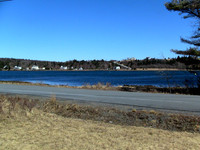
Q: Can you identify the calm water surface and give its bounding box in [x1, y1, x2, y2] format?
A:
[0, 71, 199, 87]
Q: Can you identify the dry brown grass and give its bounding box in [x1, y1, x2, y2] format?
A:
[81, 82, 116, 90]
[0, 95, 200, 149]
[0, 81, 116, 91]
[1, 107, 200, 149]
[42, 96, 200, 132]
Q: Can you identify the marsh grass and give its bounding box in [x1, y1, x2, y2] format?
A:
[82, 82, 114, 90]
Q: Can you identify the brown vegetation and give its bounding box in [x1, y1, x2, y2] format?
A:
[0, 81, 116, 91]
[1, 95, 200, 149]
[81, 82, 115, 90]
[43, 96, 200, 132]
[119, 85, 200, 95]
[1, 95, 200, 132]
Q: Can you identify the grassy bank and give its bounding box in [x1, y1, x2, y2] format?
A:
[120, 85, 200, 95]
[0, 95, 200, 149]
[0, 81, 116, 90]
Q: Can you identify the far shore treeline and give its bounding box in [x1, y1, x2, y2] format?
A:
[0, 56, 200, 71]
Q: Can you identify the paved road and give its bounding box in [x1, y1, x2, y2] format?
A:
[0, 84, 200, 113]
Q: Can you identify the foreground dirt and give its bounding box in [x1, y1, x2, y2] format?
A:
[1, 109, 200, 150]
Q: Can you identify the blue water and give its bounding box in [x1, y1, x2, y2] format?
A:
[0, 71, 199, 87]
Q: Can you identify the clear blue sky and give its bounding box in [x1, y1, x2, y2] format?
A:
[0, 0, 196, 61]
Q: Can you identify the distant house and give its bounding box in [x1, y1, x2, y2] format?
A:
[116, 66, 120, 70]
[14, 66, 22, 70]
[60, 66, 68, 70]
[126, 57, 136, 61]
[130, 57, 136, 61]
[79, 67, 83, 70]
[31, 65, 39, 70]
[166, 58, 172, 61]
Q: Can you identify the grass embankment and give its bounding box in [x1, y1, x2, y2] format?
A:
[0, 95, 200, 149]
[120, 85, 200, 95]
[0, 81, 116, 90]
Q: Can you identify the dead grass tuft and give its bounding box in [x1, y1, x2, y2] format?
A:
[82, 82, 114, 90]
[0, 95, 39, 118]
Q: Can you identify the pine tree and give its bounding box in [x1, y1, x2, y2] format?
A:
[165, 0, 200, 58]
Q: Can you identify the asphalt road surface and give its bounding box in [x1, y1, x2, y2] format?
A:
[0, 84, 200, 113]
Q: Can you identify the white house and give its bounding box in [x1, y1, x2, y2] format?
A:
[129, 57, 136, 61]
[79, 67, 83, 70]
[31, 65, 39, 70]
[116, 66, 120, 70]
[126, 57, 136, 61]
[60, 66, 68, 70]
[60, 66, 63, 69]
[14, 66, 22, 70]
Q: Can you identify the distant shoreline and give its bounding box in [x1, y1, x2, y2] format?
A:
[0, 68, 197, 71]
[1, 57, 199, 71]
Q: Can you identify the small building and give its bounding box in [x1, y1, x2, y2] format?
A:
[166, 58, 172, 61]
[116, 66, 120, 70]
[126, 57, 136, 61]
[60, 66, 68, 70]
[31, 65, 39, 70]
[130, 57, 136, 61]
[79, 67, 83, 70]
[14, 66, 22, 70]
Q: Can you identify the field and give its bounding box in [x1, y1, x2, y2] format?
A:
[0, 95, 200, 149]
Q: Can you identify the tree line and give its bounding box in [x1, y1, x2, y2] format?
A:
[0, 57, 199, 71]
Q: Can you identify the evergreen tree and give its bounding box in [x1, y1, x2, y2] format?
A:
[165, 0, 200, 58]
